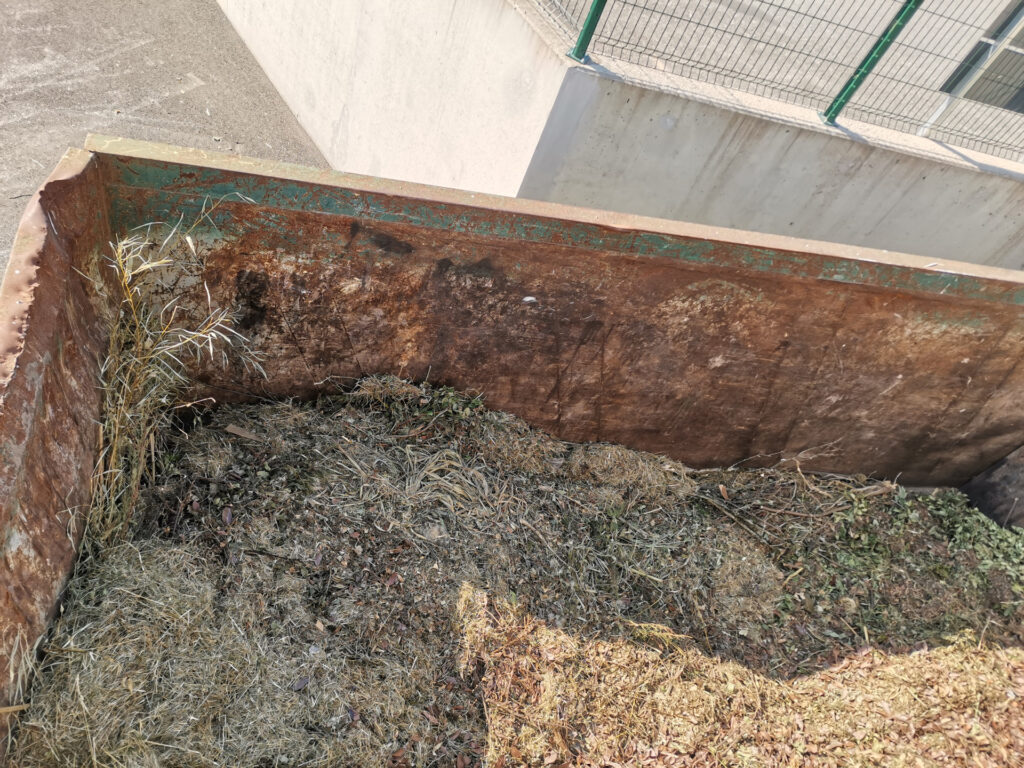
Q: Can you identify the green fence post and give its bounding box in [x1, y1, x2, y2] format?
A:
[568, 0, 610, 63]
[821, 0, 924, 125]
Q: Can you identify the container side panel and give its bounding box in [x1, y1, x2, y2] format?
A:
[98, 154, 1024, 307]
[100, 171, 1024, 487]
[0, 153, 111, 744]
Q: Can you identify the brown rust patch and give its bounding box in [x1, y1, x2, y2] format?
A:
[166, 201, 1024, 488]
[0, 153, 112, 751]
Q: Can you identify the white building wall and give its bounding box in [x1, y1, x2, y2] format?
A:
[216, 0, 568, 196]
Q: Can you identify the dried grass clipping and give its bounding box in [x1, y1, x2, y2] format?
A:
[10, 376, 1024, 767]
[460, 587, 1024, 767]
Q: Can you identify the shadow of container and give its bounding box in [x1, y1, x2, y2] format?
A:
[963, 446, 1024, 527]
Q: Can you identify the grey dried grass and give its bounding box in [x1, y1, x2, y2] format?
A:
[11, 368, 1024, 767]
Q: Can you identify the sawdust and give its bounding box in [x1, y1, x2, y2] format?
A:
[461, 588, 1024, 767]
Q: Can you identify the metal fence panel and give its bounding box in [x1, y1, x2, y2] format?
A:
[536, 0, 1024, 161]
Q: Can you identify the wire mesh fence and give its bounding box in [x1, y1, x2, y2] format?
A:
[536, 0, 1024, 161]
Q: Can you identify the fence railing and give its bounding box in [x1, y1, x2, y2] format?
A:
[537, 0, 1024, 161]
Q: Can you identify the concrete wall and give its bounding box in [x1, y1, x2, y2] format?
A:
[540, 0, 1021, 158]
[216, 0, 567, 197]
[519, 67, 1024, 270]
[218, 0, 1024, 270]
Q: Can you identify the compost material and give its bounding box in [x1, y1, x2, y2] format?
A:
[12, 377, 1024, 767]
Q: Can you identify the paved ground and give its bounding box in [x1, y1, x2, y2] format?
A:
[0, 0, 327, 271]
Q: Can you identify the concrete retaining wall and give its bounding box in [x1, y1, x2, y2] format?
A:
[519, 67, 1024, 270]
[217, 0, 1024, 269]
[214, 0, 567, 197]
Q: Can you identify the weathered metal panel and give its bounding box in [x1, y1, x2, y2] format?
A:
[95, 152, 1024, 306]
[89, 138, 1024, 487]
[0, 150, 112, 749]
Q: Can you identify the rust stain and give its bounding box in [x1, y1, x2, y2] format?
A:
[0, 153, 111, 752]
[176, 200, 1024, 487]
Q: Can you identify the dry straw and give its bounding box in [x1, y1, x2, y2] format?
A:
[10, 376, 1024, 766]
[87, 207, 261, 550]
[4, 205, 260, 757]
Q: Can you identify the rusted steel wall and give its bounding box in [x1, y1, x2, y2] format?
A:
[96, 138, 1024, 488]
[1, 136, 1023, 746]
[964, 446, 1024, 527]
[0, 150, 112, 744]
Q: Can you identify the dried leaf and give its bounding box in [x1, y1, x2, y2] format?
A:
[225, 424, 262, 441]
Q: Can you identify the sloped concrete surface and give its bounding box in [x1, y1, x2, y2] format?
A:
[0, 0, 326, 271]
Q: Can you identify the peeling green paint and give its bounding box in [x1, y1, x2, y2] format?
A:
[100, 156, 1024, 307]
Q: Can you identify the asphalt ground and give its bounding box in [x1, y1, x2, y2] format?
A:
[1, 0, 326, 271]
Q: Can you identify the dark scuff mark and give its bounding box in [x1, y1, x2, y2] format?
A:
[235, 269, 269, 330]
[368, 231, 413, 255]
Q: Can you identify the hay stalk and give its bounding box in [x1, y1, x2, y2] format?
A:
[86, 218, 257, 550]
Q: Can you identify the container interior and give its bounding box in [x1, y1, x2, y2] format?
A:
[2, 135, 1024, 741]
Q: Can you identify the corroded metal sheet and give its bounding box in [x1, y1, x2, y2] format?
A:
[186, 214, 1022, 486]
[0, 150, 111, 747]
[93, 141, 1024, 487]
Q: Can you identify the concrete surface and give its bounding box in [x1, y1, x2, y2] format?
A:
[216, 0, 568, 197]
[0, 0, 326, 272]
[519, 67, 1024, 270]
